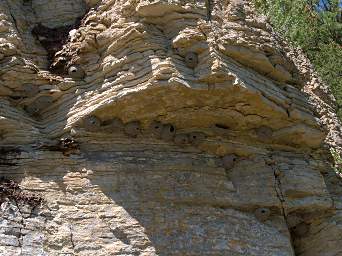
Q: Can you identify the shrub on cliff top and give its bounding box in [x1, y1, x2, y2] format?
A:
[254, 0, 342, 119]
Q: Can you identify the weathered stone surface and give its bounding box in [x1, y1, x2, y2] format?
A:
[0, 0, 341, 255]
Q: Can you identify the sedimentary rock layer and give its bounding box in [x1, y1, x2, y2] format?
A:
[0, 0, 341, 255]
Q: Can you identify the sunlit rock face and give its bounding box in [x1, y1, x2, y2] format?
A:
[0, 0, 341, 255]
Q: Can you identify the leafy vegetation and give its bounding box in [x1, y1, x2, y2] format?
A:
[253, 0, 342, 119]
[331, 148, 342, 175]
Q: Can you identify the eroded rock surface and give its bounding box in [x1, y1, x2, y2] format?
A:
[1, 0, 342, 255]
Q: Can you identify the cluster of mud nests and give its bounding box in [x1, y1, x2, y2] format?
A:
[31, 19, 83, 74]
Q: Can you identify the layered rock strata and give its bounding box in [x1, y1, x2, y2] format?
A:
[0, 0, 341, 255]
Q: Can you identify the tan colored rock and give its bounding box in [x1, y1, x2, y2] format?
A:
[0, 0, 341, 255]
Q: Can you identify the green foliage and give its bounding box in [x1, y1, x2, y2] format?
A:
[254, 0, 342, 119]
[331, 148, 342, 175]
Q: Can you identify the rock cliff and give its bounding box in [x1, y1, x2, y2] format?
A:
[0, 0, 342, 255]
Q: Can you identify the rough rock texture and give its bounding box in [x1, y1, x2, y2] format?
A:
[1, 0, 342, 255]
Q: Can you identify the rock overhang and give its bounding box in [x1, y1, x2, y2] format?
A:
[67, 79, 325, 149]
[0, 1, 341, 255]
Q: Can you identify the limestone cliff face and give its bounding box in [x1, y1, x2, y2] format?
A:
[0, 0, 342, 255]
